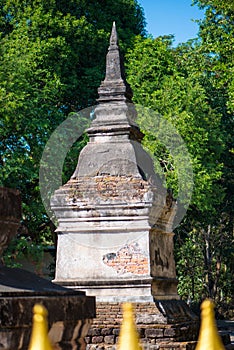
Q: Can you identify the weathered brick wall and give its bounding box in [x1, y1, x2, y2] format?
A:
[102, 243, 149, 275]
[86, 302, 199, 350]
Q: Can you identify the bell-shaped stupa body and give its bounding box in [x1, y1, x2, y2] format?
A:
[51, 22, 178, 301]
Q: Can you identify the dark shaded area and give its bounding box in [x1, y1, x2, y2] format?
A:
[0, 265, 84, 294]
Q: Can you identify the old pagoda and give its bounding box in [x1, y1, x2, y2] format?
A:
[51, 22, 198, 348]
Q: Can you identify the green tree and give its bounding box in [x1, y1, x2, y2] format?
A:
[126, 35, 225, 213]
[193, 0, 234, 114]
[0, 0, 145, 242]
[193, 0, 234, 211]
[192, 0, 234, 305]
[125, 32, 233, 305]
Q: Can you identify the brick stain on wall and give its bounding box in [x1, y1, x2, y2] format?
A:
[102, 243, 149, 275]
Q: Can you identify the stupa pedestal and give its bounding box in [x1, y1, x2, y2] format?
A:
[51, 22, 199, 349]
[51, 176, 177, 300]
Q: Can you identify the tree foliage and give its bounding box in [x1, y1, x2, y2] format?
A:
[126, 36, 225, 214]
[125, 0, 233, 305]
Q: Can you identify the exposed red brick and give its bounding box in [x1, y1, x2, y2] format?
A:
[102, 242, 149, 275]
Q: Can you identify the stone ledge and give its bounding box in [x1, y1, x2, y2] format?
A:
[0, 292, 95, 350]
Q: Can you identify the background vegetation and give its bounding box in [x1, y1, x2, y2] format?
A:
[0, 0, 233, 313]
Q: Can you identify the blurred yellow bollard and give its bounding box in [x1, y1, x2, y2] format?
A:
[195, 299, 225, 350]
[117, 303, 142, 350]
[28, 304, 53, 350]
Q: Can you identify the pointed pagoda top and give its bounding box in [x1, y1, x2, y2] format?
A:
[97, 22, 133, 102]
[110, 21, 118, 48]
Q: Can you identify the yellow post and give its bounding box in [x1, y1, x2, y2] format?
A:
[117, 303, 142, 350]
[195, 299, 225, 350]
[28, 304, 53, 350]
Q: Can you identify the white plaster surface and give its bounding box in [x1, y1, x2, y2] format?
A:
[54, 230, 150, 281]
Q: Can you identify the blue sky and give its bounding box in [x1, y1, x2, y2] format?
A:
[138, 0, 204, 45]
